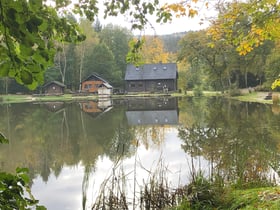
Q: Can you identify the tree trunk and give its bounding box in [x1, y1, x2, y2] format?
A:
[79, 44, 85, 92]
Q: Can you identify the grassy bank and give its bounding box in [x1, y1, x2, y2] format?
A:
[173, 187, 280, 210]
[0, 91, 224, 104]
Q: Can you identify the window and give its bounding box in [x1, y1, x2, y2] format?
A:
[130, 84, 135, 88]
[138, 83, 143, 87]
[84, 84, 92, 89]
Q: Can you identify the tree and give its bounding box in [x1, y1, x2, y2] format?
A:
[99, 24, 133, 88]
[84, 43, 115, 82]
[76, 19, 99, 90]
[0, 0, 85, 89]
[140, 36, 170, 63]
[0, 0, 205, 89]
[207, 0, 280, 88]
[178, 30, 231, 92]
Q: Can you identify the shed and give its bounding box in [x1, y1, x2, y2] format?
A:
[125, 63, 178, 92]
[81, 73, 110, 94]
[43, 81, 65, 95]
[98, 83, 113, 97]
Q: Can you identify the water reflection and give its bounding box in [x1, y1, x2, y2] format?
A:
[0, 97, 280, 209]
[126, 97, 178, 125]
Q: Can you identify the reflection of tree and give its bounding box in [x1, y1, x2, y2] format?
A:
[0, 103, 128, 184]
[129, 125, 169, 150]
[178, 98, 280, 185]
[109, 121, 134, 160]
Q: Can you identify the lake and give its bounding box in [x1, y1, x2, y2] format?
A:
[0, 96, 280, 209]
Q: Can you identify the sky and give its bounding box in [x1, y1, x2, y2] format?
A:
[98, 0, 218, 35]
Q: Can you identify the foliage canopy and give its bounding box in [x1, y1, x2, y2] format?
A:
[0, 0, 199, 88]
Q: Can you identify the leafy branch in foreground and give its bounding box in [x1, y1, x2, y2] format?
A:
[0, 0, 85, 89]
[0, 168, 46, 210]
[1, 0, 203, 88]
[0, 135, 46, 209]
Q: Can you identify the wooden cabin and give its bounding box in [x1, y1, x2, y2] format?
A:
[81, 73, 111, 94]
[43, 81, 65, 95]
[124, 63, 178, 93]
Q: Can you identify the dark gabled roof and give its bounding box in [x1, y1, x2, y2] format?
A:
[43, 81, 66, 88]
[125, 63, 177, 81]
[82, 73, 109, 83]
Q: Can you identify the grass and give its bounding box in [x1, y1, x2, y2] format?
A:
[0, 94, 99, 104]
[232, 92, 274, 104]
[226, 187, 280, 210]
[0, 91, 224, 104]
[172, 187, 280, 210]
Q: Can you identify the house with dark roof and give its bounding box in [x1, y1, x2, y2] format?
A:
[124, 63, 178, 92]
[43, 81, 66, 95]
[81, 73, 111, 94]
[125, 97, 178, 125]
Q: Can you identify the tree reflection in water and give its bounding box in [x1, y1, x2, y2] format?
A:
[178, 97, 280, 187]
[0, 97, 280, 209]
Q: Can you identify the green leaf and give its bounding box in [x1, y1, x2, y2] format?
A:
[16, 167, 29, 174]
[20, 70, 33, 84]
[36, 206, 47, 210]
[0, 62, 10, 76]
[0, 132, 8, 144]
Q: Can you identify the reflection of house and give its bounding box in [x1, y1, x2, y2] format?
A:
[126, 110, 178, 125]
[81, 73, 111, 94]
[125, 63, 178, 92]
[98, 99, 112, 110]
[81, 100, 112, 117]
[127, 97, 177, 111]
[43, 81, 65, 95]
[43, 102, 65, 112]
[81, 101, 102, 113]
[126, 97, 178, 125]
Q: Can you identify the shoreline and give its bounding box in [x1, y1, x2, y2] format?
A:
[0, 91, 278, 104]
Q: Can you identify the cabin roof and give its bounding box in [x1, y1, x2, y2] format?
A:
[82, 73, 109, 83]
[125, 63, 177, 81]
[99, 82, 113, 89]
[43, 81, 66, 88]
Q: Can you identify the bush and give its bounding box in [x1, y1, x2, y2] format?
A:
[193, 86, 203, 97]
[0, 137, 46, 210]
[186, 173, 217, 210]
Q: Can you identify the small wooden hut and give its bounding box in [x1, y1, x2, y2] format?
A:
[43, 81, 65, 95]
[98, 83, 113, 97]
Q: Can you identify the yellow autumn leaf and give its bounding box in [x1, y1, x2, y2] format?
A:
[188, 8, 198, 17]
[271, 79, 280, 90]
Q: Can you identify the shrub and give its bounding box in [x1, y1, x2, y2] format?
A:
[186, 173, 217, 210]
[193, 86, 203, 97]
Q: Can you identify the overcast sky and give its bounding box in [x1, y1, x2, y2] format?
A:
[98, 0, 218, 35]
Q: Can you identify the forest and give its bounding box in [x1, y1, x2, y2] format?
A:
[1, 1, 280, 95]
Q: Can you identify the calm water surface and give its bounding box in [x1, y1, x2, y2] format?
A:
[0, 97, 280, 209]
